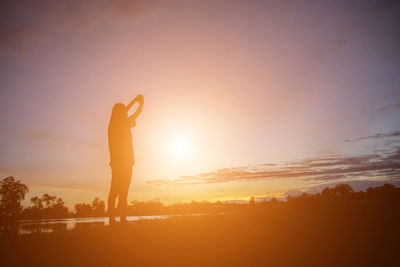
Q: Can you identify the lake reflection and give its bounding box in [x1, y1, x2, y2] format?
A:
[1, 215, 170, 235]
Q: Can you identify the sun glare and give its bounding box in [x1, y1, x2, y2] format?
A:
[171, 137, 190, 157]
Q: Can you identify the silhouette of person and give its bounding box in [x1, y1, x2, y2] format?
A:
[108, 95, 144, 224]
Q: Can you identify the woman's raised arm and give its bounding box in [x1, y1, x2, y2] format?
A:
[128, 94, 144, 120]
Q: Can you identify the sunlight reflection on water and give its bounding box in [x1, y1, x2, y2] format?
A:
[0, 213, 214, 235]
[1, 215, 172, 235]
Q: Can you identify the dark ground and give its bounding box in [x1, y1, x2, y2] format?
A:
[1, 202, 399, 267]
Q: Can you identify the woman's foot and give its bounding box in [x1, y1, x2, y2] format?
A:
[120, 216, 128, 224]
[109, 217, 118, 226]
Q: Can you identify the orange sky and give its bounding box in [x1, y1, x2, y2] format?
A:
[0, 0, 399, 207]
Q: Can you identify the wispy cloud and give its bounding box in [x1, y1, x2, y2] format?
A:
[344, 130, 400, 142]
[378, 103, 400, 112]
[147, 147, 400, 186]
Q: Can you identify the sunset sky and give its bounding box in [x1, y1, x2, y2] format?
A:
[0, 0, 399, 207]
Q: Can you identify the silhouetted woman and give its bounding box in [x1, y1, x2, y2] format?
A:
[108, 94, 144, 224]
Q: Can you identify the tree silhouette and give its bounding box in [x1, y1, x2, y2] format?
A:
[24, 193, 69, 218]
[42, 193, 57, 207]
[73, 198, 106, 217]
[31, 196, 44, 210]
[74, 203, 93, 217]
[51, 197, 69, 217]
[249, 197, 255, 205]
[0, 176, 29, 218]
[321, 183, 353, 201]
[92, 197, 106, 216]
[270, 197, 278, 204]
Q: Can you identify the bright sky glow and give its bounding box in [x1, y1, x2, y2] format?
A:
[0, 0, 399, 207]
[170, 136, 190, 158]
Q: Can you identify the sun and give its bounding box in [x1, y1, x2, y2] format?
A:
[170, 136, 190, 158]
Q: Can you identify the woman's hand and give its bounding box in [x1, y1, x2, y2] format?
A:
[129, 94, 144, 120]
[126, 94, 144, 111]
[134, 94, 144, 105]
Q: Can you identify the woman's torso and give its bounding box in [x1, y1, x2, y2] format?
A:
[108, 120, 134, 166]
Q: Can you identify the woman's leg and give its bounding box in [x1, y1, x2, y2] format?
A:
[108, 166, 120, 223]
[118, 165, 132, 222]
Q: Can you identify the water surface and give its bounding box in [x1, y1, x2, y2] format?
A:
[1, 215, 173, 235]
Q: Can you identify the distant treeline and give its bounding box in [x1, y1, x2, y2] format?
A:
[1, 176, 400, 220]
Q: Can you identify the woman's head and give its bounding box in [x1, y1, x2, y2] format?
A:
[111, 103, 127, 122]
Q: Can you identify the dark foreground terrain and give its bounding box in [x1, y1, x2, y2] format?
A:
[1, 199, 399, 267]
[2, 184, 400, 266]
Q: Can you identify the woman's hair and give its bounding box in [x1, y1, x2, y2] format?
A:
[110, 103, 127, 123]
